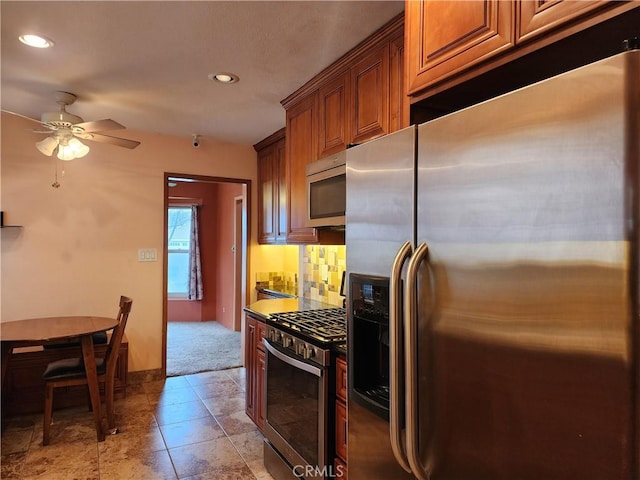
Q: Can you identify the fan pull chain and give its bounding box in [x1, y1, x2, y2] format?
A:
[51, 159, 60, 188]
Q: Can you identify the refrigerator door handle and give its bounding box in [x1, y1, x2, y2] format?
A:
[405, 241, 431, 480]
[389, 240, 413, 474]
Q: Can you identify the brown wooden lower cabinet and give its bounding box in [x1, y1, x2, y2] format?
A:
[335, 457, 348, 480]
[3, 336, 128, 416]
[245, 314, 267, 432]
[335, 355, 348, 476]
[256, 347, 266, 430]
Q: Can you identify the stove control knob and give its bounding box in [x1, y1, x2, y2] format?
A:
[303, 345, 315, 360]
[283, 335, 293, 348]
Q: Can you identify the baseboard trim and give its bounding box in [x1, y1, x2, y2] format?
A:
[128, 368, 163, 385]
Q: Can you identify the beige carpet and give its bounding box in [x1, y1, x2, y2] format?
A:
[167, 321, 242, 377]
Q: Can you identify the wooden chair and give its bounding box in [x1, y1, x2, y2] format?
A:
[42, 296, 133, 445]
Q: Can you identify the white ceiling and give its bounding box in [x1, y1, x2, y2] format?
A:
[1, 1, 404, 147]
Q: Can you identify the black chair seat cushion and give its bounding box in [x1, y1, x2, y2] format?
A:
[43, 357, 106, 380]
[43, 331, 108, 349]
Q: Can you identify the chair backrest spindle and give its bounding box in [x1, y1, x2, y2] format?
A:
[104, 296, 133, 379]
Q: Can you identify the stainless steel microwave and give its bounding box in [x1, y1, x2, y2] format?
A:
[305, 151, 346, 228]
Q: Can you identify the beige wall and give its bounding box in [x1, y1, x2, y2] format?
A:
[0, 113, 259, 373]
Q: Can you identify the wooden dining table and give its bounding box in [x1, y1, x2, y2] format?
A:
[0, 316, 119, 442]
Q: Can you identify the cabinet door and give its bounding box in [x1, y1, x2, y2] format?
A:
[389, 32, 408, 132]
[350, 44, 389, 144]
[257, 145, 277, 244]
[245, 317, 257, 422]
[336, 356, 348, 403]
[286, 93, 319, 243]
[256, 348, 266, 431]
[256, 321, 268, 351]
[336, 399, 348, 462]
[517, 0, 615, 42]
[275, 139, 288, 242]
[318, 72, 350, 158]
[406, 0, 515, 96]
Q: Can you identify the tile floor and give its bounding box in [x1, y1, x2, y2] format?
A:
[0, 367, 275, 480]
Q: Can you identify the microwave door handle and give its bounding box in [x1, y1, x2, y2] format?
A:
[405, 242, 431, 480]
[389, 241, 413, 474]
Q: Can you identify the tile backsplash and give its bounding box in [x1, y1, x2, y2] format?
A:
[302, 245, 346, 307]
[255, 271, 298, 295]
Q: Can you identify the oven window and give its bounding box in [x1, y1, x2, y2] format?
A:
[266, 349, 319, 465]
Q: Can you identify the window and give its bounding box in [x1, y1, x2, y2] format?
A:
[167, 207, 192, 296]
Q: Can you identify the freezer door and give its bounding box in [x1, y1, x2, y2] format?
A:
[346, 126, 416, 479]
[413, 51, 638, 479]
[345, 125, 416, 277]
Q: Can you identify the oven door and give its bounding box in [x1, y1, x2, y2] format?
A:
[263, 339, 329, 478]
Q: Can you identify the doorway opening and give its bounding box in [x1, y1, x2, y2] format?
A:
[162, 173, 250, 377]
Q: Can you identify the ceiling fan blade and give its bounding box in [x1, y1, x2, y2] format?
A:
[80, 132, 140, 149]
[74, 118, 126, 132]
[1, 109, 45, 125]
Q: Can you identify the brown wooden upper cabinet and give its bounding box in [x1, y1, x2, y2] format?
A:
[274, 12, 404, 245]
[517, 0, 619, 42]
[285, 93, 320, 244]
[319, 73, 350, 159]
[406, 0, 639, 99]
[254, 129, 286, 245]
[406, 0, 515, 97]
[350, 43, 390, 145]
[316, 14, 406, 158]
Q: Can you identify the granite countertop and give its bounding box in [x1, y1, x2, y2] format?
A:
[244, 297, 339, 321]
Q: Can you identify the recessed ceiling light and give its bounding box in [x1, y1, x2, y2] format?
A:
[19, 34, 54, 48]
[208, 72, 239, 84]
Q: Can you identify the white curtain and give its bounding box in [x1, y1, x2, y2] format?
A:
[188, 205, 203, 300]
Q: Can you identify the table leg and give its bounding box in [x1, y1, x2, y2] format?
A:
[1, 342, 13, 431]
[1, 341, 12, 392]
[80, 335, 105, 442]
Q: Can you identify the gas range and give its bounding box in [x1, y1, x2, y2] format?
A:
[264, 308, 346, 368]
[263, 307, 346, 480]
[267, 307, 346, 346]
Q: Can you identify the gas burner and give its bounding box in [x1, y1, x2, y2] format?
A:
[268, 308, 346, 345]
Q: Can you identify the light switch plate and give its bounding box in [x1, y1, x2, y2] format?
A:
[138, 248, 157, 262]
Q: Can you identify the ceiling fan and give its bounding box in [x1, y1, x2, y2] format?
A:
[4, 91, 140, 160]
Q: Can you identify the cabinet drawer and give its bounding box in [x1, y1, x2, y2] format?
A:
[336, 356, 347, 402]
[256, 321, 268, 351]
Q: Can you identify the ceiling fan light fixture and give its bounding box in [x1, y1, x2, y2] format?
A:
[57, 138, 90, 160]
[36, 136, 58, 156]
[19, 34, 54, 49]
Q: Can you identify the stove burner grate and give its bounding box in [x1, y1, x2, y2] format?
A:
[268, 308, 346, 344]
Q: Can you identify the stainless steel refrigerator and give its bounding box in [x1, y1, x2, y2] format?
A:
[345, 50, 639, 480]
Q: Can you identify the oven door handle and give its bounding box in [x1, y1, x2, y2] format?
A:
[264, 339, 322, 378]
